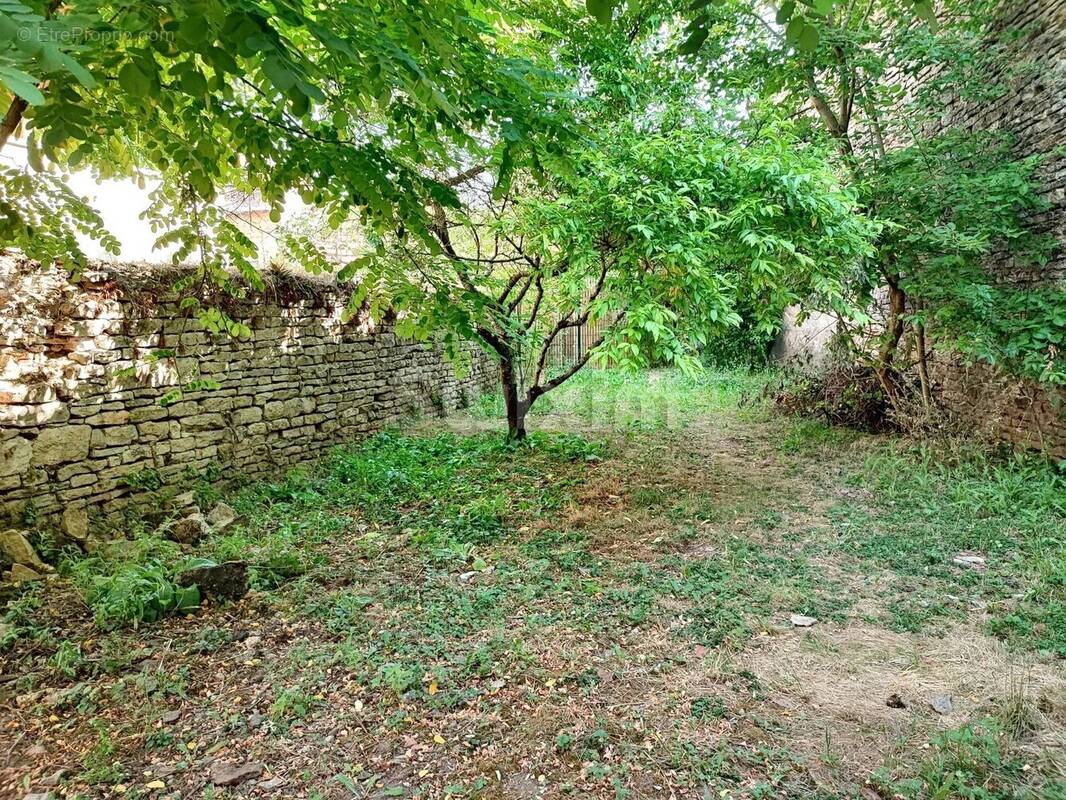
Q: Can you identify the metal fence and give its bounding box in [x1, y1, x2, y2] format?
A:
[534, 279, 615, 372]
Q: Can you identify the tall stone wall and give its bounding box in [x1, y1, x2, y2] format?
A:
[949, 0, 1066, 281]
[0, 258, 497, 535]
[776, 0, 1065, 456]
[929, 0, 1065, 454]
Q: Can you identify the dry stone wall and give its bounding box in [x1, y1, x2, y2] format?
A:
[947, 0, 1066, 281]
[0, 258, 497, 535]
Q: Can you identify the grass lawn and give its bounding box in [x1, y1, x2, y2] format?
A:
[2, 369, 1065, 799]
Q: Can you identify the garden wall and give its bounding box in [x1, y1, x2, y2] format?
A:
[0, 258, 497, 536]
[776, 0, 1065, 457]
[925, 0, 1065, 457]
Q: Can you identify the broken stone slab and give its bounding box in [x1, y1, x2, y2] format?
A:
[172, 491, 199, 512]
[789, 614, 818, 628]
[177, 561, 249, 601]
[40, 767, 70, 786]
[160, 710, 181, 724]
[206, 502, 237, 532]
[930, 693, 953, 715]
[4, 563, 43, 583]
[953, 553, 986, 570]
[210, 762, 263, 786]
[0, 529, 50, 571]
[169, 513, 210, 545]
[61, 506, 89, 541]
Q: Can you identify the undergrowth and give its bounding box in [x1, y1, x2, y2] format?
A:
[833, 443, 1066, 654]
[4, 368, 1065, 798]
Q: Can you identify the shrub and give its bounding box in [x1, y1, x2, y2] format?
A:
[79, 559, 200, 629]
[765, 358, 897, 432]
[700, 319, 775, 370]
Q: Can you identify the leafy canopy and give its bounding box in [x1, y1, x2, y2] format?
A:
[345, 0, 876, 435]
[1, 0, 572, 274]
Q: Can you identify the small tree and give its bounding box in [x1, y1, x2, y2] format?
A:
[356, 114, 873, 438]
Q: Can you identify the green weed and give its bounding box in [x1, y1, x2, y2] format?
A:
[879, 719, 1061, 800]
[834, 444, 1066, 652]
[71, 558, 200, 629]
[79, 720, 124, 787]
[779, 417, 860, 454]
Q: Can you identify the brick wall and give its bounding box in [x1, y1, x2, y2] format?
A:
[929, 0, 1065, 454]
[0, 258, 497, 534]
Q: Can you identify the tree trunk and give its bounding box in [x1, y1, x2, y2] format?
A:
[500, 359, 527, 440]
[0, 96, 27, 152]
[914, 320, 933, 412]
[875, 279, 907, 410]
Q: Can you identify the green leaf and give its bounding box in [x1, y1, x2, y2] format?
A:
[178, 14, 209, 45]
[775, 2, 795, 25]
[493, 143, 515, 200]
[587, 0, 615, 25]
[262, 54, 296, 91]
[913, 1, 937, 26]
[784, 17, 804, 44]
[797, 23, 819, 51]
[0, 14, 19, 42]
[59, 53, 96, 89]
[0, 65, 43, 104]
[173, 585, 201, 613]
[679, 26, 710, 55]
[118, 62, 152, 97]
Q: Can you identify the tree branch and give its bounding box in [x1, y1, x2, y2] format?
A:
[442, 164, 487, 187]
[531, 254, 611, 387]
[496, 270, 530, 305]
[527, 317, 622, 405]
[523, 276, 544, 331]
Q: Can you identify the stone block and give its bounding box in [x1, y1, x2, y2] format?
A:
[3, 563, 42, 583]
[169, 513, 210, 545]
[83, 410, 131, 426]
[129, 405, 168, 423]
[0, 402, 69, 427]
[181, 413, 225, 432]
[62, 506, 90, 541]
[90, 425, 138, 448]
[32, 426, 92, 466]
[232, 407, 263, 425]
[0, 435, 32, 478]
[264, 397, 315, 421]
[0, 529, 49, 570]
